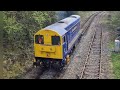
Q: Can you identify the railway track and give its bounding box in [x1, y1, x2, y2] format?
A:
[79, 12, 104, 79]
[19, 11, 103, 79]
[38, 12, 104, 79]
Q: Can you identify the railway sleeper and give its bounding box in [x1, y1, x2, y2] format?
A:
[84, 72, 100, 76]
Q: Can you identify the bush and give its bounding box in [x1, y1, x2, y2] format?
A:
[3, 11, 57, 78]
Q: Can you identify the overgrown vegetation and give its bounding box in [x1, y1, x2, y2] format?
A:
[2, 11, 57, 79]
[0, 11, 4, 79]
[2, 11, 95, 79]
[108, 11, 120, 79]
[78, 11, 95, 22]
[111, 52, 120, 79]
[109, 11, 120, 28]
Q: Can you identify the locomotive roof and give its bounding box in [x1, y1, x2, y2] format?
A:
[43, 15, 80, 36]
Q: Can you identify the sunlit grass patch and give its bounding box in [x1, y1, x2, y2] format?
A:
[111, 52, 120, 79]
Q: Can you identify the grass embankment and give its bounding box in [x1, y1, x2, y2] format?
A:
[0, 11, 4, 79]
[111, 52, 120, 79]
[109, 41, 120, 79]
[2, 11, 56, 79]
[108, 24, 120, 79]
[103, 11, 120, 79]
[78, 11, 96, 24]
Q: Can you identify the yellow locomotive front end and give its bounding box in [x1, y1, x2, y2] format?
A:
[34, 29, 63, 63]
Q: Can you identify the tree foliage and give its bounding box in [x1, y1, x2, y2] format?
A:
[109, 11, 120, 28]
[2, 11, 57, 78]
[3, 11, 56, 51]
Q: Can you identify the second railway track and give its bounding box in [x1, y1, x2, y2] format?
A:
[79, 12, 105, 79]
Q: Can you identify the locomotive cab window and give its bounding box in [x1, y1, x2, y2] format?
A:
[35, 35, 44, 44]
[51, 36, 60, 45]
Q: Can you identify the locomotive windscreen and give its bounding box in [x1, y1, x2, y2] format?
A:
[35, 35, 44, 44]
[52, 36, 60, 45]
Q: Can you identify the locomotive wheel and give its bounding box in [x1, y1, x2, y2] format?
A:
[33, 62, 37, 68]
[53, 61, 64, 71]
[36, 60, 40, 66]
[43, 63, 49, 69]
[57, 63, 64, 71]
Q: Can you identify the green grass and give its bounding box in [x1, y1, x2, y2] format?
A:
[0, 11, 4, 28]
[109, 41, 120, 79]
[111, 52, 120, 79]
[0, 11, 4, 79]
[108, 41, 114, 49]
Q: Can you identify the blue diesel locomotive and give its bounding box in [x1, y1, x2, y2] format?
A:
[34, 15, 81, 70]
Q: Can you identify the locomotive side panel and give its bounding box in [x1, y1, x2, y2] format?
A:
[66, 19, 80, 51]
[62, 19, 80, 59]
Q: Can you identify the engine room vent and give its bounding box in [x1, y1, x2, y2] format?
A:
[58, 21, 64, 23]
[71, 16, 77, 18]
